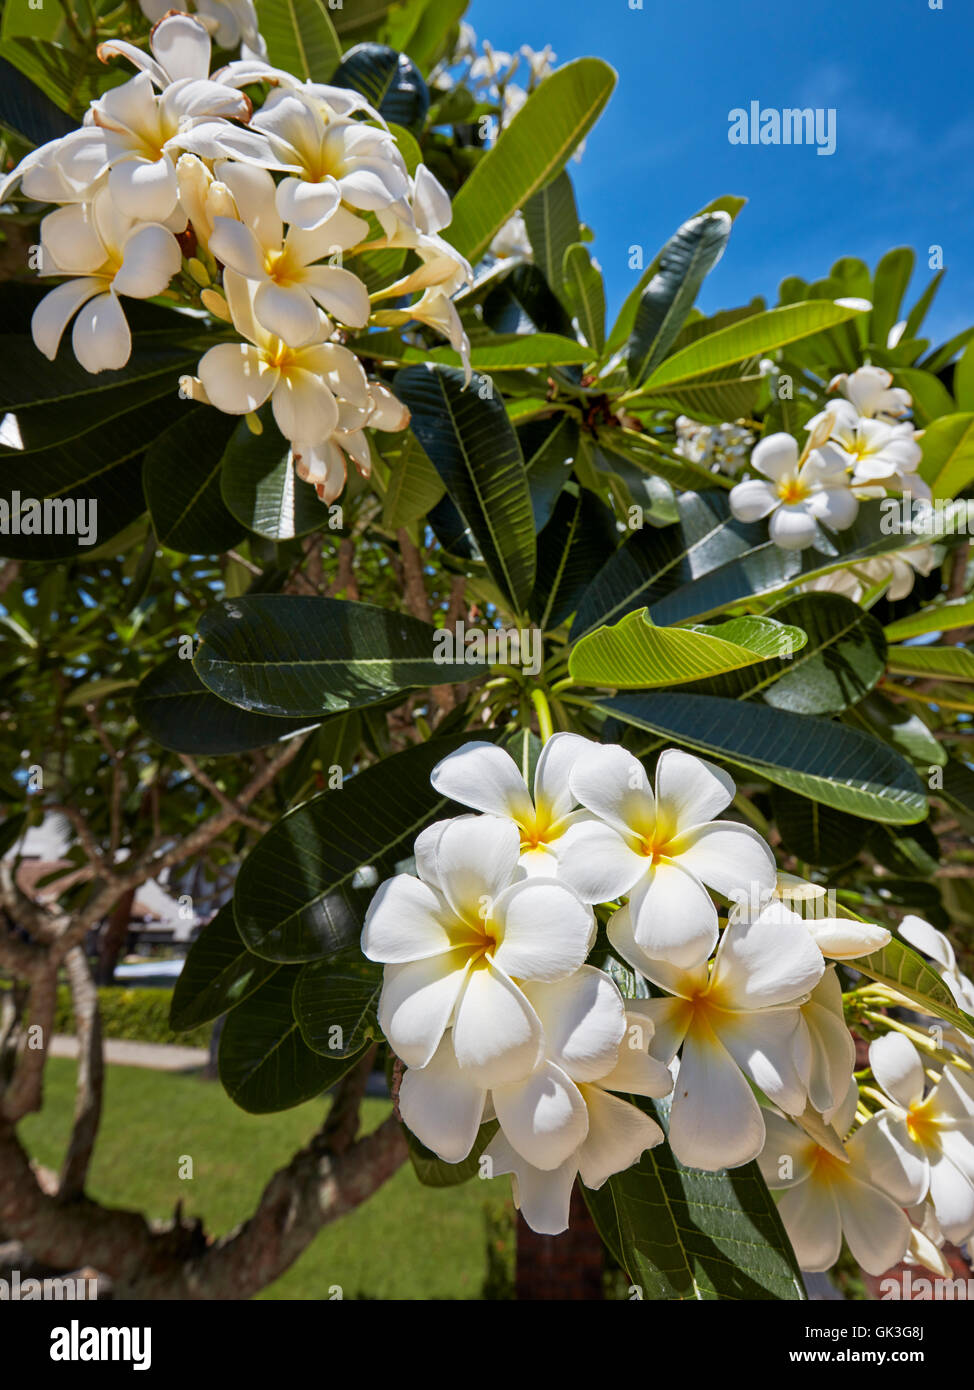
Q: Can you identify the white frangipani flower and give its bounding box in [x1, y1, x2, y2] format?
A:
[361, 815, 595, 1087]
[897, 915, 974, 1015]
[810, 408, 925, 496]
[137, 0, 267, 58]
[562, 746, 776, 968]
[796, 966, 856, 1122]
[247, 86, 410, 230]
[375, 284, 472, 382]
[827, 365, 913, 421]
[376, 165, 472, 298]
[739, 873, 891, 961]
[729, 431, 859, 551]
[803, 544, 940, 603]
[197, 269, 353, 444]
[858, 1033, 974, 1245]
[293, 379, 410, 503]
[208, 161, 370, 344]
[608, 902, 825, 1169]
[33, 188, 180, 373]
[758, 1096, 912, 1275]
[429, 735, 593, 884]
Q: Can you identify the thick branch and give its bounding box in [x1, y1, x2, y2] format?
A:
[57, 946, 104, 1200]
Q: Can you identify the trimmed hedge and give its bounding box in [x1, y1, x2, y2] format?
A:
[54, 986, 212, 1051]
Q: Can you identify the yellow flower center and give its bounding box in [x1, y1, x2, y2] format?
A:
[809, 1144, 849, 1184]
[777, 477, 810, 504]
[906, 1102, 937, 1148]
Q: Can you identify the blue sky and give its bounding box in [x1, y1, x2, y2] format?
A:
[466, 0, 973, 347]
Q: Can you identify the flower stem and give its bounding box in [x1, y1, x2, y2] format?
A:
[531, 688, 554, 743]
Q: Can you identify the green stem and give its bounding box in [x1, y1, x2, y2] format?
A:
[531, 688, 554, 743]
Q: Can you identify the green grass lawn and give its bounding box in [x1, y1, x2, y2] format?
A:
[19, 1059, 515, 1300]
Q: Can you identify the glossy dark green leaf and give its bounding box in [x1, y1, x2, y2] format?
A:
[144, 406, 243, 554]
[595, 691, 927, 823]
[770, 786, 866, 867]
[562, 242, 606, 354]
[233, 733, 478, 961]
[522, 170, 580, 295]
[219, 969, 364, 1113]
[220, 408, 329, 541]
[331, 42, 429, 126]
[394, 365, 536, 611]
[194, 594, 486, 718]
[135, 652, 321, 755]
[856, 933, 974, 1039]
[293, 951, 382, 1057]
[519, 412, 578, 530]
[170, 902, 279, 1031]
[254, 0, 341, 82]
[530, 487, 617, 630]
[407, 1119, 498, 1189]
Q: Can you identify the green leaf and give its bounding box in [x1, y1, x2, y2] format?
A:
[353, 329, 591, 369]
[522, 170, 580, 295]
[407, 1119, 498, 1188]
[253, 0, 341, 82]
[293, 951, 382, 1057]
[379, 428, 445, 529]
[233, 733, 479, 961]
[870, 248, 914, 349]
[856, 933, 974, 1039]
[0, 37, 101, 118]
[446, 58, 617, 263]
[562, 243, 606, 354]
[331, 41, 429, 126]
[219, 408, 328, 541]
[892, 368, 954, 427]
[953, 338, 974, 412]
[530, 487, 617, 630]
[604, 196, 747, 360]
[135, 652, 321, 756]
[634, 301, 869, 396]
[692, 594, 888, 716]
[0, 51, 73, 143]
[569, 611, 806, 689]
[520, 412, 578, 530]
[595, 692, 928, 823]
[194, 594, 486, 719]
[396, 0, 468, 72]
[144, 406, 243, 554]
[843, 691, 945, 769]
[170, 902, 279, 1032]
[393, 365, 536, 611]
[918, 412, 974, 499]
[626, 213, 732, 386]
[867, 819, 940, 880]
[886, 644, 974, 683]
[219, 970, 364, 1113]
[587, 1094, 805, 1300]
[771, 787, 866, 867]
[884, 598, 974, 642]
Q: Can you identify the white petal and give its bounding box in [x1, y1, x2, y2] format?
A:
[926, 1151, 974, 1245]
[597, 1010, 674, 1098]
[209, 216, 268, 281]
[629, 996, 694, 1064]
[758, 1110, 817, 1188]
[31, 279, 102, 361]
[834, 1173, 911, 1275]
[719, 1008, 809, 1114]
[533, 732, 590, 823]
[433, 815, 520, 924]
[303, 265, 371, 327]
[413, 163, 453, 234]
[869, 1032, 925, 1110]
[197, 342, 277, 414]
[361, 873, 469, 963]
[71, 290, 131, 373]
[40, 203, 106, 275]
[605, 904, 706, 1004]
[808, 485, 859, 532]
[150, 12, 212, 83]
[711, 909, 824, 1011]
[897, 915, 956, 971]
[729, 478, 780, 522]
[484, 1132, 577, 1235]
[271, 367, 339, 443]
[253, 280, 322, 348]
[654, 748, 735, 833]
[490, 878, 594, 983]
[550, 818, 646, 904]
[493, 1060, 588, 1170]
[668, 1028, 767, 1170]
[275, 174, 341, 229]
[113, 223, 181, 298]
[398, 1036, 486, 1163]
[750, 432, 800, 482]
[669, 821, 776, 905]
[215, 159, 283, 246]
[769, 503, 820, 550]
[777, 1179, 843, 1272]
[577, 1086, 663, 1188]
[848, 1113, 928, 1206]
[429, 742, 533, 824]
[568, 743, 656, 838]
[452, 961, 543, 1087]
[805, 917, 890, 959]
[377, 950, 469, 1068]
[108, 154, 179, 221]
[521, 966, 625, 1081]
[628, 860, 719, 970]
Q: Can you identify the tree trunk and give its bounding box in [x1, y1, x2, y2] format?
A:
[94, 887, 136, 986]
[515, 1187, 604, 1300]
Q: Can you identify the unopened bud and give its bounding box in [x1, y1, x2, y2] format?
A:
[245, 411, 263, 435]
[186, 257, 210, 287]
[200, 288, 231, 321]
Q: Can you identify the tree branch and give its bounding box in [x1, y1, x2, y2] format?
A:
[57, 946, 104, 1201]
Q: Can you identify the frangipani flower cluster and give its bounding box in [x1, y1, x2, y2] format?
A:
[4, 12, 473, 504]
[361, 733, 901, 1239]
[729, 366, 927, 563]
[674, 415, 755, 476]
